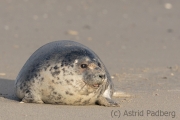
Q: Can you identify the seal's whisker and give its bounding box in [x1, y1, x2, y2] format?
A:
[80, 83, 87, 90]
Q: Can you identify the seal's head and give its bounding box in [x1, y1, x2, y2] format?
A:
[74, 57, 106, 89]
[59, 48, 107, 89]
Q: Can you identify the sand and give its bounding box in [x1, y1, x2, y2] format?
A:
[0, 0, 180, 120]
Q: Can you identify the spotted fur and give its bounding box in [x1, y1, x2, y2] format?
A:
[15, 40, 119, 107]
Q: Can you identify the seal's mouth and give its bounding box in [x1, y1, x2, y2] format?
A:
[84, 74, 106, 89]
[92, 84, 100, 88]
[90, 78, 105, 89]
[84, 82, 102, 89]
[91, 83, 103, 89]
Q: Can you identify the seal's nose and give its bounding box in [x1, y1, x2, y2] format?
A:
[98, 74, 105, 79]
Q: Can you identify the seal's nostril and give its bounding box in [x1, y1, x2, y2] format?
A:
[99, 74, 105, 79]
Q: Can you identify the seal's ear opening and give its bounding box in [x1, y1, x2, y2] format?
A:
[97, 62, 101, 68]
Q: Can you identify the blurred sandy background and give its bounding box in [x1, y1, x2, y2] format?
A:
[0, 0, 180, 120]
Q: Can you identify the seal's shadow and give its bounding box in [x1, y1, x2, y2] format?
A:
[0, 78, 19, 101]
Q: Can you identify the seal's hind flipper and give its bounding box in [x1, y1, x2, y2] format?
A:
[113, 91, 132, 98]
[22, 91, 44, 104]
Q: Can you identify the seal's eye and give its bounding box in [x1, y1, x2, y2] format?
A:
[81, 64, 88, 68]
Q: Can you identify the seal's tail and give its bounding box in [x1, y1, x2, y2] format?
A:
[113, 91, 132, 98]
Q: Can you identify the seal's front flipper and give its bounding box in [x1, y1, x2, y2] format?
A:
[96, 96, 120, 107]
[96, 84, 119, 107]
[22, 91, 44, 104]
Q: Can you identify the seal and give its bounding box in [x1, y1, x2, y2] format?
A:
[15, 40, 119, 107]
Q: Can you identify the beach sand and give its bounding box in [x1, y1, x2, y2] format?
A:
[0, 0, 180, 120]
